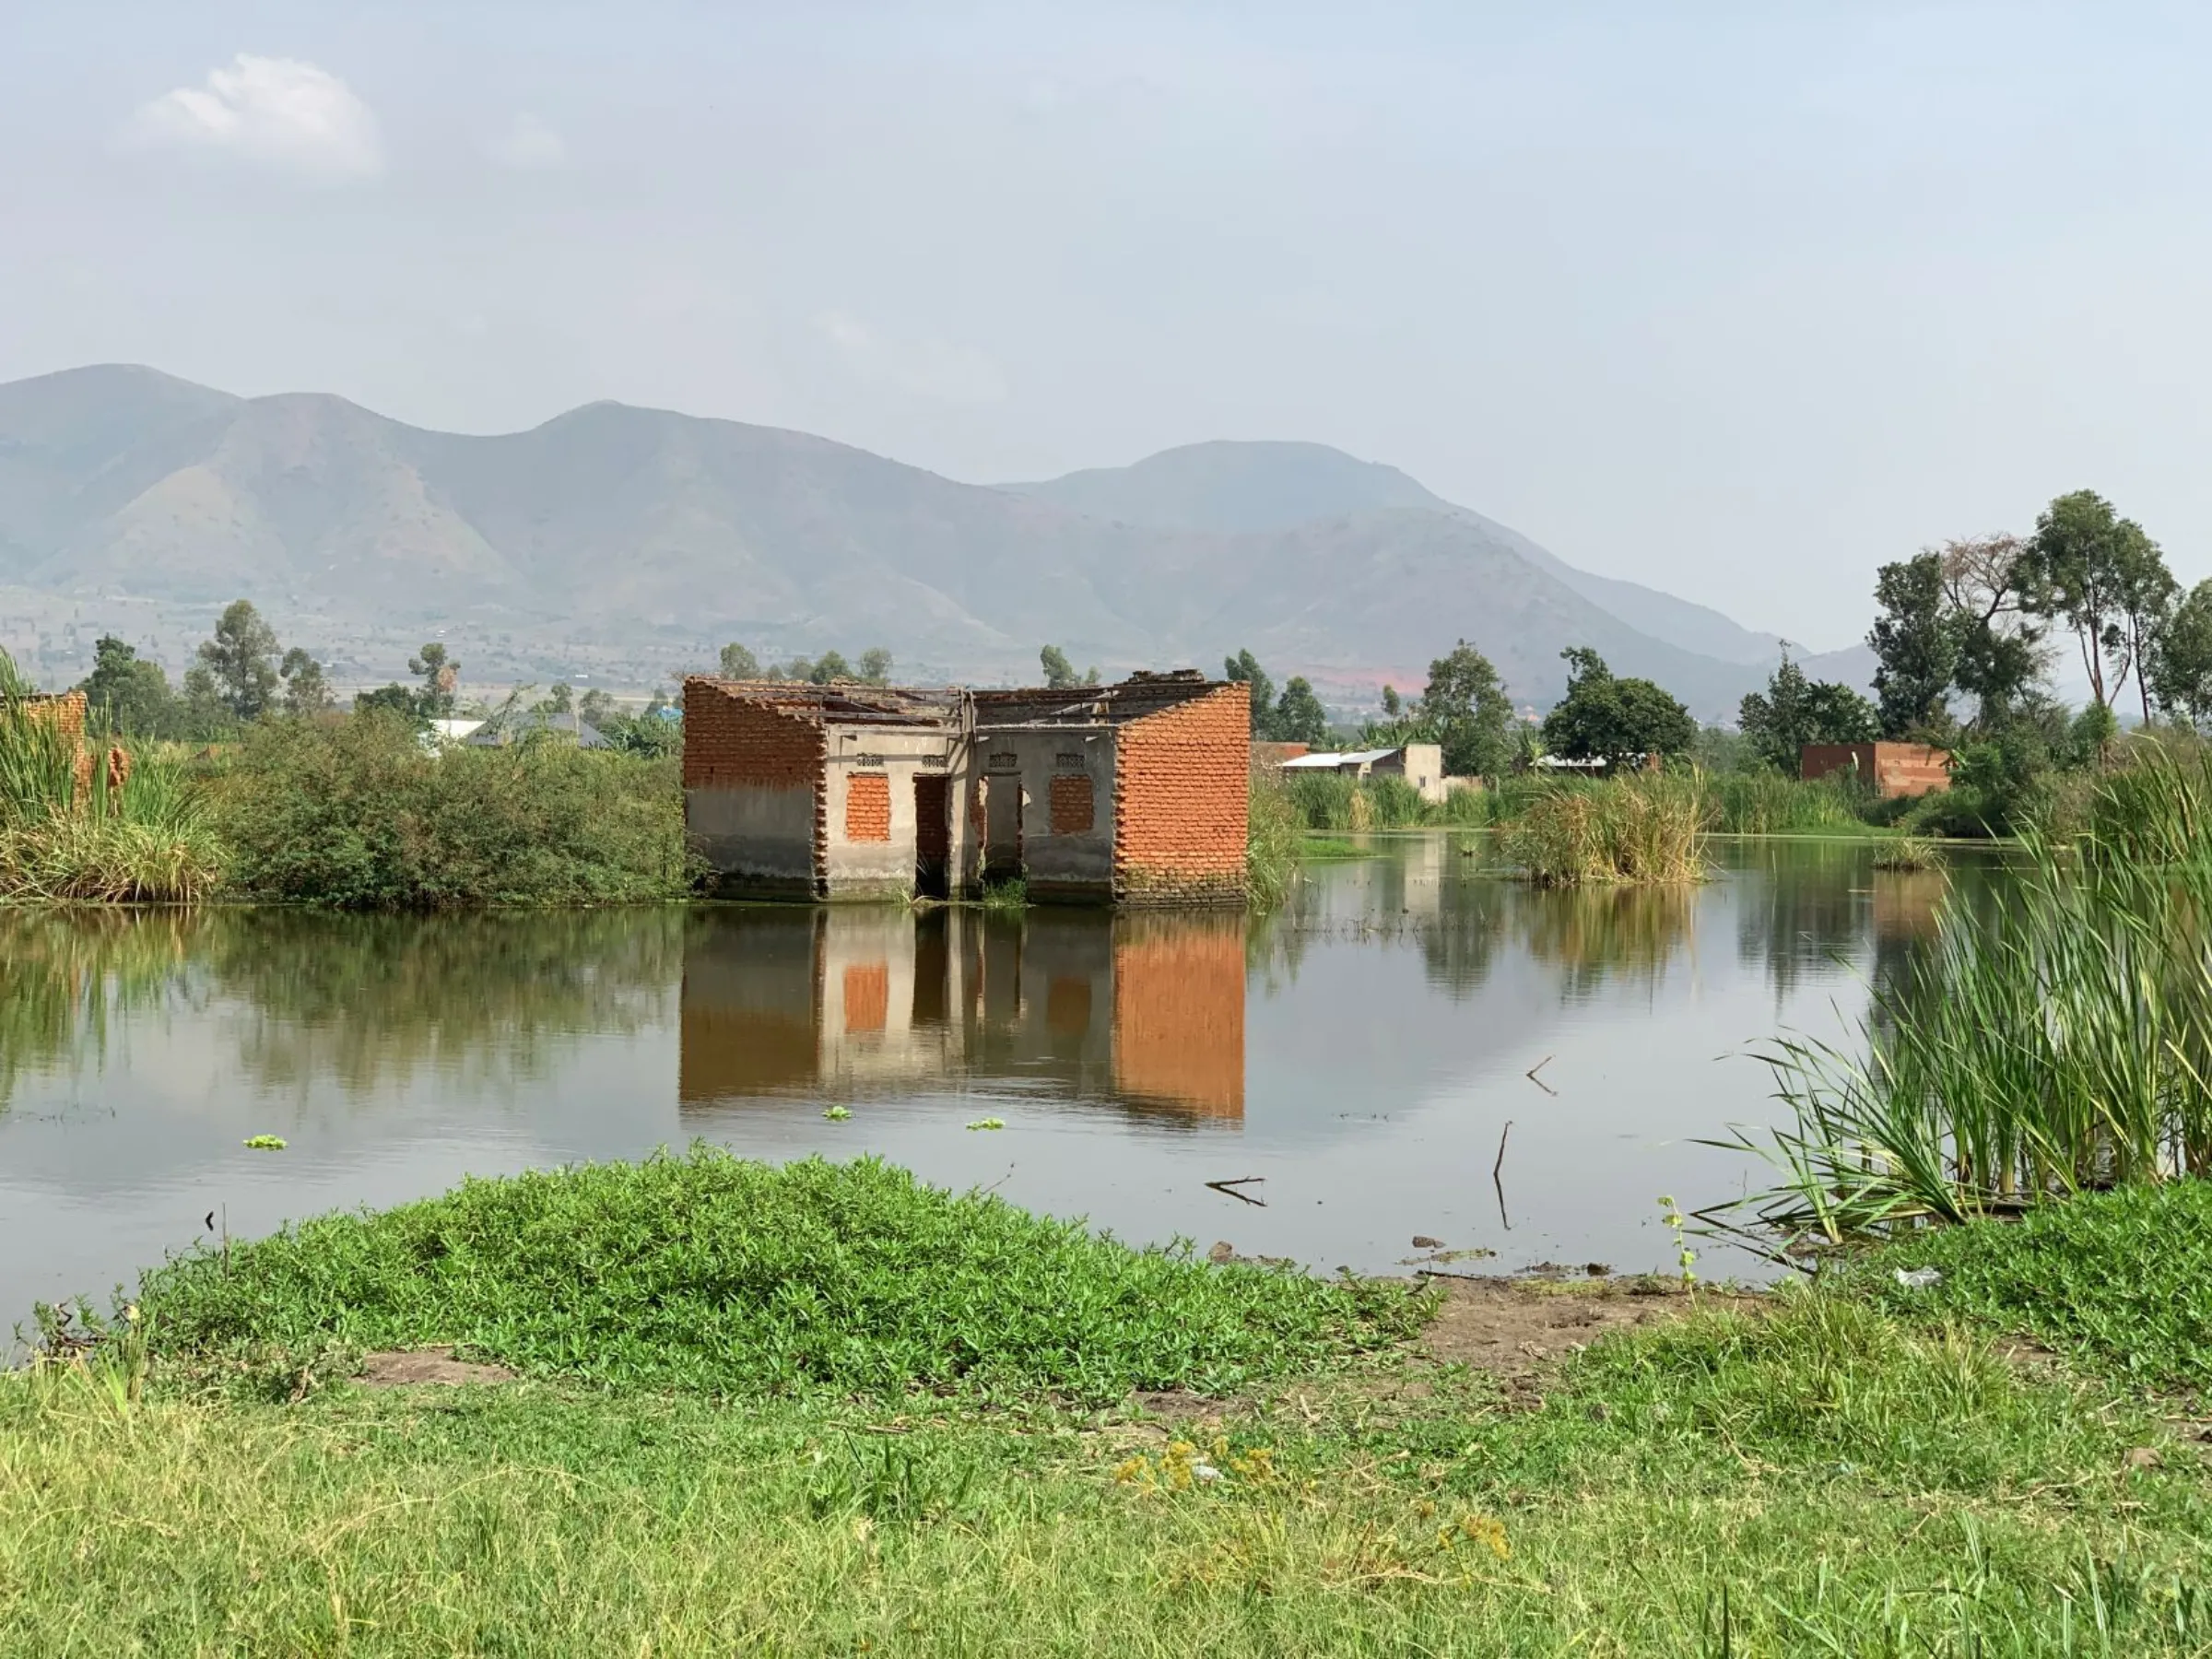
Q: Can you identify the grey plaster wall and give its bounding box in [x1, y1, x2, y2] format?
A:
[687, 782, 816, 892]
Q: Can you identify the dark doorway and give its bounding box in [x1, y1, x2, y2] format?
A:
[913, 773, 950, 897]
[983, 773, 1023, 884]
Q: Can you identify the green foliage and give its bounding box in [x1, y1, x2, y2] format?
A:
[2024, 488, 2175, 718]
[277, 648, 330, 716]
[1271, 677, 1327, 746]
[1539, 648, 1695, 768]
[131, 1148, 1429, 1401]
[1418, 641, 1512, 779]
[76, 637, 189, 738]
[717, 641, 760, 679]
[1941, 535, 2046, 728]
[1703, 771, 1877, 836]
[407, 642, 459, 718]
[1038, 643, 1098, 689]
[855, 648, 893, 687]
[1735, 655, 1877, 772]
[1497, 771, 1705, 886]
[214, 712, 692, 909]
[1244, 775, 1304, 907]
[194, 600, 282, 723]
[1729, 753, 2212, 1242]
[1864, 1182, 2212, 1392]
[1868, 552, 1959, 738]
[353, 683, 424, 723]
[2148, 578, 2212, 726]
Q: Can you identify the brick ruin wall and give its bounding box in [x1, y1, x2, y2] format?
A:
[682, 678, 829, 889]
[1801, 742, 1953, 801]
[1112, 682, 1250, 906]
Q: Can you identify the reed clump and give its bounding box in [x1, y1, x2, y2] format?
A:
[1244, 775, 1304, 907]
[1725, 747, 2212, 1245]
[0, 650, 222, 904]
[1497, 772, 1706, 886]
[1870, 835, 1945, 874]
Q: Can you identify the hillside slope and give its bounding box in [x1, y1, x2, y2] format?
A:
[0, 366, 1858, 712]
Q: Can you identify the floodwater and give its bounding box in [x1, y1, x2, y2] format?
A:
[0, 836, 1997, 1327]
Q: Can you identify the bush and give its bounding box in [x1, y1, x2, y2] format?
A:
[214, 712, 694, 909]
[128, 1148, 1431, 1401]
[1245, 775, 1303, 907]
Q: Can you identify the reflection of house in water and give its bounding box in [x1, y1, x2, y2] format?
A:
[679, 908, 1246, 1122]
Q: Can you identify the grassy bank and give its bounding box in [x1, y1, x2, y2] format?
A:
[10, 1159, 2212, 1653]
[1497, 771, 1706, 885]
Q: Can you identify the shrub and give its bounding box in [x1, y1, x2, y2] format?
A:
[1245, 775, 1303, 907]
[214, 712, 693, 909]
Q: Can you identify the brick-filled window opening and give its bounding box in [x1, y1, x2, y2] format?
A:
[1049, 773, 1095, 836]
[845, 772, 892, 841]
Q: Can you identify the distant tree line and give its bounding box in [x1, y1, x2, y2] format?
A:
[716, 641, 894, 687]
[77, 599, 333, 738]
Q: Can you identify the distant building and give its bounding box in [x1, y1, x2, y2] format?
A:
[1250, 741, 1312, 772]
[1801, 741, 1952, 800]
[465, 711, 609, 749]
[682, 670, 1250, 905]
[1279, 742, 1447, 803]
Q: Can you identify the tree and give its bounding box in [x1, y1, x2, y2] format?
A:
[1274, 677, 1329, 747]
[1937, 535, 2045, 730]
[1868, 553, 1959, 738]
[856, 648, 893, 687]
[1380, 685, 1402, 718]
[2148, 579, 2212, 728]
[1223, 650, 1277, 737]
[1038, 644, 1098, 689]
[409, 642, 459, 718]
[354, 683, 423, 722]
[278, 647, 332, 716]
[578, 688, 618, 728]
[1539, 647, 1695, 768]
[539, 681, 575, 714]
[2021, 489, 2174, 716]
[1418, 641, 1513, 779]
[718, 641, 760, 678]
[808, 651, 853, 685]
[195, 599, 281, 721]
[1736, 653, 1877, 772]
[76, 637, 179, 735]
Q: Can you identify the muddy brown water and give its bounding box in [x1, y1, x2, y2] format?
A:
[0, 835, 2014, 1333]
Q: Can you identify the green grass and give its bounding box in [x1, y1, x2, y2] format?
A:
[119, 1149, 1430, 1403]
[1862, 1182, 2212, 1393]
[8, 1280, 2209, 1655]
[1871, 833, 1947, 873]
[1706, 771, 1883, 836]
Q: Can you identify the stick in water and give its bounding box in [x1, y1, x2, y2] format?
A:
[1206, 1177, 1267, 1207]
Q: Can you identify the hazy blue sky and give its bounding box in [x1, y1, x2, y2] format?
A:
[5, 2, 2206, 651]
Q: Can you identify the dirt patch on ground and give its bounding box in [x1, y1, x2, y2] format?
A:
[358, 1348, 516, 1387]
[1415, 1276, 1736, 1381]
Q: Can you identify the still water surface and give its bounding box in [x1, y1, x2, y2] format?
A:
[0, 836, 1990, 1325]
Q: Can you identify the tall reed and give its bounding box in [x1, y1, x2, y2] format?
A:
[1497, 771, 1706, 886]
[1724, 748, 2212, 1245]
[0, 650, 222, 903]
[1245, 775, 1304, 908]
[1705, 771, 1874, 837]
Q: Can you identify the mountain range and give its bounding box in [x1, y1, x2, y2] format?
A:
[0, 364, 1870, 714]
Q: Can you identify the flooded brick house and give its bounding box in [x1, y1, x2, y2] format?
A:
[681, 670, 1249, 905]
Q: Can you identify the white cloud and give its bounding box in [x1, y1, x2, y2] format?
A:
[126, 54, 382, 182]
[486, 113, 566, 170]
[814, 311, 1008, 404]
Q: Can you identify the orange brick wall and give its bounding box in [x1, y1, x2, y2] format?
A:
[845, 772, 892, 841]
[1801, 742, 1952, 800]
[682, 678, 825, 790]
[1112, 683, 1250, 905]
[1049, 773, 1095, 835]
[1112, 913, 1245, 1117]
